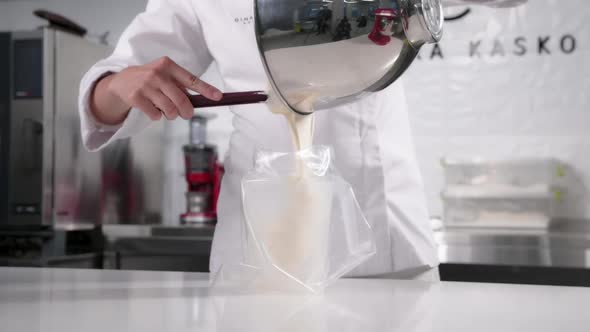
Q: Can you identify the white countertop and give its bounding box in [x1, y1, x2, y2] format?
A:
[1, 268, 589, 332]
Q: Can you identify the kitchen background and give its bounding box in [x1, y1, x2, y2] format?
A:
[1, 0, 589, 285]
[3, 0, 588, 221]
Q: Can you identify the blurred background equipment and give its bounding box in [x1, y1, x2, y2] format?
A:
[101, 114, 223, 273]
[0, 27, 108, 267]
[0, 12, 165, 268]
[34, 9, 110, 44]
[435, 157, 590, 286]
[181, 114, 224, 225]
[441, 157, 564, 229]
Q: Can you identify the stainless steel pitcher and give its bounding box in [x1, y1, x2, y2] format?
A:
[254, 0, 527, 115]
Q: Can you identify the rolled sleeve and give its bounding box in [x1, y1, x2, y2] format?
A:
[78, 64, 145, 151]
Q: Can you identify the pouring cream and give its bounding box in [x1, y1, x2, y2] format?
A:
[245, 89, 331, 290]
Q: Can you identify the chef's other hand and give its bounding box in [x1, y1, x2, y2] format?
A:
[90, 56, 223, 125]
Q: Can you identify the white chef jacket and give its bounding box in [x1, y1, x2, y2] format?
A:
[78, 0, 439, 277]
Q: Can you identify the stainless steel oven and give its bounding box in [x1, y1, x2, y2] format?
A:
[0, 28, 112, 267]
[1, 28, 166, 267]
[0, 28, 110, 229]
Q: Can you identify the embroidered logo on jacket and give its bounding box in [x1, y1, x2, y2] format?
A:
[235, 16, 254, 25]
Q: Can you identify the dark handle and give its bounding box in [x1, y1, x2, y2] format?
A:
[33, 10, 88, 36]
[21, 119, 43, 172]
[189, 91, 268, 108]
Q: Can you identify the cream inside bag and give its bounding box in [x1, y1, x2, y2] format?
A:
[244, 91, 333, 290]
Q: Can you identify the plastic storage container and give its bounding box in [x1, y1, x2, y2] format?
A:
[441, 158, 565, 228]
[442, 186, 556, 228]
[442, 157, 565, 187]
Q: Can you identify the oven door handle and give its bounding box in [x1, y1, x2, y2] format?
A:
[21, 118, 43, 172]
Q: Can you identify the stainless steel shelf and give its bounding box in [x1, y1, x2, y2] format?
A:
[102, 225, 215, 272]
[434, 219, 590, 269]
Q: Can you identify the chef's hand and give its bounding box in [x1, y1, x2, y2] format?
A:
[90, 56, 222, 125]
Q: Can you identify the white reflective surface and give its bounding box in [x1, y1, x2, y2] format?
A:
[1, 267, 589, 332]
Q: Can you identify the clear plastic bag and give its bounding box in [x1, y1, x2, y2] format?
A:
[213, 146, 376, 294]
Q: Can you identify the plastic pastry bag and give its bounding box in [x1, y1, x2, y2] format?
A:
[212, 146, 376, 294]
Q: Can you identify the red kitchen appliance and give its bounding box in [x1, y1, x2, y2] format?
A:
[369, 8, 399, 46]
[180, 115, 224, 225]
